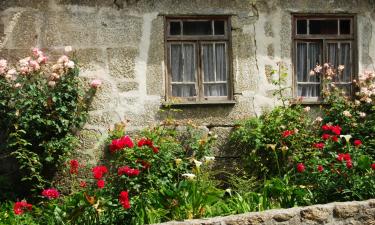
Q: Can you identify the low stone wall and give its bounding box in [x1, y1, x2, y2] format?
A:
[156, 199, 375, 225]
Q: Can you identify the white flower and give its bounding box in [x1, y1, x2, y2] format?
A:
[65, 60, 75, 69]
[182, 173, 196, 180]
[48, 81, 56, 88]
[14, 83, 21, 88]
[64, 46, 72, 53]
[359, 112, 366, 118]
[338, 65, 345, 71]
[343, 110, 352, 117]
[315, 117, 323, 122]
[225, 188, 232, 195]
[309, 70, 315, 76]
[57, 55, 69, 64]
[193, 159, 202, 168]
[303, 106, 310, 112]
[340, 135, 352, 143]
[354, 100, 361, 105]
[203, 156, 215, 163]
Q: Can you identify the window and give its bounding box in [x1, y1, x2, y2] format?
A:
[293, 15, 355, 101]
[165, 17, 232, 103]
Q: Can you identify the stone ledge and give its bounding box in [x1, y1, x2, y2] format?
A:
[154, 199, 375, 225]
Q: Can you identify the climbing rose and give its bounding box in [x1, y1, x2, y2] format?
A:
[317, 165, 324, 172]
[41, 188, 60, 199]
[331, 135, 339, 142]
[118, 166, 140, 177]
[337, 153, 351, 162]
[97, 179, 105, 189]
[282, 130, 294, 138]
[322, 124, 331, 131]
[346, 160, 353, 169]
[371, 163, 375, 170]
[119, 191, 130, 209]
[13, 201, 32, 215]
[109, 136, 134, 153]
[137, 138, 153, 147]
[296, 163, 305, 173]
[92, 166, 108, 179]
[353, 139, 362, 147]
[313, 143, 325, 149]
[69, 159, 79, 174]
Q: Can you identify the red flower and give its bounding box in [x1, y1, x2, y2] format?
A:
[331, 135, 339, 142]
[69, 159, 79, 175]
[138, 138, 153, 147]
[97, 179, 105, 189]
[337, 153, 344, 162]
[109, 135, 134, 153]
[92, 166, 108, 180]
[322, 134, 330, 140]
[41, 188, 60, 199]
[337, 153, 351, 162]
[118, 166, 140, 177]
[119, 191, 130, 209]
[282, 130, 294, 138]
[152, 146, 159, 153]
[317, 165, 324, 172]
[346, 160, 353, 169]
[353, 139, 362, 147]
[13, 201, 32, 215]
[322, 124, 331, 131]
[80, 181, 87, 188]
[331, 125, 342, 135]
[296, 163, 305, 173]
[313, 143, 325, 149]
[371, 163, 375, 170]
[136, 159, 151, 170]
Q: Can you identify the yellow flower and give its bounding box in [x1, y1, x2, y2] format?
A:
[175, 158, 182, 166]
[266, 144, 276, 151]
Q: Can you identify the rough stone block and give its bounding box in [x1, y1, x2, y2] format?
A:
[117, 81, 139, 92]
[107, 47, 138, 79]
[333, 204, 360, 219]
[300, 207, 330, 223]
[7, 11, 38, 49]
[74, 48, 106, 70]
[273, 212, 296, 222]
[89, 81, 118, 111]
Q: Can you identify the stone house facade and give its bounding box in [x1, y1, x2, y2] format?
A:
[1, 0, 375, 160]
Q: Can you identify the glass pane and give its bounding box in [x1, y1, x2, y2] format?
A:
[327, 43, 338, 67]
[183, 44, 195, 82]
[170, 21, 181, 35]
[297, 84, 320, 97]
[297, 43, 307, 82]
[339, 43, 351, 82]
[202, 44, 215, 82]
[297, 20, 307, 34]
[214, 20, 225, 35]
[215, 43, 227, 81]
[204, 84, 227, 96]
[170, 44, 182, 82]
[183, 21, 212, 35]
[340, 20, 351, 35]
[308, 43, 321, 82]
[309, 20, 338, 35]
[172, 84, 196, 97]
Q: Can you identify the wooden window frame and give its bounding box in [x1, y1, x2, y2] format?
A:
[292, 14, 357, 103]
[164, 16, 233, 104]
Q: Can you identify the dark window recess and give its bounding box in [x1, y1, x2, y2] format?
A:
[214, 20, 225, 35]
[340, 20, 351, 34]
[309, 20, 338, 35]
[297, 20, 307, 34]
[183, 21, 212, 35]
[170, 21, 181, 35]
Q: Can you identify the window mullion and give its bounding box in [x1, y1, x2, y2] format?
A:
[197, 41, 203, 101]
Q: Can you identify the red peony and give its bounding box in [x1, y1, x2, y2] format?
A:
[322, 124, 331, 131]
[371, 163, 375, 170]
[42, 188, 60, 199]
[13, 201, 32, 215]
[331, 125, 342, 135]
[118, 166, 140, 177]
[92, 165, 108, 179]
[97, 179, 105, 189]
[313, 143, 325, 149]
[322, 134, 330, 140]
[331, 135, 339, 142]
[282, 130, 294, 138]
[109, 135, 134, 153]
[296, 163, 305, 173]
[317, 165, 324, 172]
[119, 191, 130, 209]
[69, 159, 79, 174]
[353, 139, 362, 147]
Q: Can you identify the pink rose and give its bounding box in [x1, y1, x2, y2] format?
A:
[90, 79, 102, 88]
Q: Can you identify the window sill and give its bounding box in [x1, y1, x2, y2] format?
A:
[161, 100, 236, 107]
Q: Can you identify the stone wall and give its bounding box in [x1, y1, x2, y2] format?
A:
[1, 0, 375, 161]
[156, 199, 375, 225]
